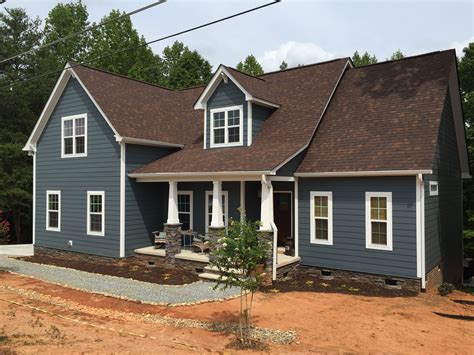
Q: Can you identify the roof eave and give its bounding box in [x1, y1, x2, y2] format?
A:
[294, 170, 433, 177]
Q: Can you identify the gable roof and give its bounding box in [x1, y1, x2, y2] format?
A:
[296, 50, 469, 176]
[132, 58, 350, 175]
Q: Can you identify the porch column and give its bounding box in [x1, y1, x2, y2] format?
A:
[260, 176, 273, 231]
[167, 180, 179, 224]
[210, 180, 224, 228]
[165, 180, 181, 263]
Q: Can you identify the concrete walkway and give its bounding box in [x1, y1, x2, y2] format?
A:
[0, 255, 239, 306]
[0, 244, 34, 256]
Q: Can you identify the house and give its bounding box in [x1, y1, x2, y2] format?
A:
[23, 49, 469, 291]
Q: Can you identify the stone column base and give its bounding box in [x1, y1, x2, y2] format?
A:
[207, 226, 226, 263]
[258, 230, 274, 286]
[164, 223, 182, 263]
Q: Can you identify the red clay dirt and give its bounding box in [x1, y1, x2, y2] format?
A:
[0, 271, 473, 353]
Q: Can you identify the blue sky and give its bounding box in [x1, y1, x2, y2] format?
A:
[4, 0, 474, 71]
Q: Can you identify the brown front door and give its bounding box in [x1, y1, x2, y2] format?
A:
[273, 192, 292, 246]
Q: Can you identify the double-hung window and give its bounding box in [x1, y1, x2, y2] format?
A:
[62, 114, 87, 158]
[366, 192, 393, 250]
[87, 191, 105, 236]
[210, 106, 243, 147]
[310, 192, 333, 245]
[46, 191, 61, 231]
[177, 191, 193, 231]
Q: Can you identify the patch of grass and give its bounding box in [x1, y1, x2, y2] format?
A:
[46, 325, 65, 341]
[348, 287, 360, 292]
[0, 334, 8, 344]
[305, 280, 314, 287]
[268, 288, 280, 293]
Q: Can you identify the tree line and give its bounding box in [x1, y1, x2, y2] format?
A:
[0, 1, 473, 256]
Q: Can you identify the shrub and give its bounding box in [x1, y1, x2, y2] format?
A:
[438, 282, 455, 296]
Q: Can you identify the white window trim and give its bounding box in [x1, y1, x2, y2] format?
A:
[205, 190, 229, 232]
[429, 181, 439, 196]
[178, 191, 193, 230]
[309, 191, 333, 245]
[365, 192, 393, 251]
[61, 113, 88, 158]
[209, 105, 244, 148]
[46, 190, 61, 232]
[87, 191, 105, 236]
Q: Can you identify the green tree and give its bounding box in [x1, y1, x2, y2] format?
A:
[390, 49, 405, 60]
[458, 42, 474, 258]
[0, 8, 43, 243]
[351, 50, 378, 67]
[158, 41, 212, 89]
[88, 9, 161, 82]
[279, 60, 288, 70]
[236, 54, 264, 76]
[210, 212, 269, 345]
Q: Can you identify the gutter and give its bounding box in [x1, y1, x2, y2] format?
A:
[118, 137, 184, 148]
[128, 170, 273, 179]
[295, 170, 433, 178]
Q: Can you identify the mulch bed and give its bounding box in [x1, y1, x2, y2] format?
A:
[18, 248, 199, 286]
[261, 269, 418, 297]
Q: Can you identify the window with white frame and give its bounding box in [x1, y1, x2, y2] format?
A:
[87, 191, 104, 236]
[62, 114, 87, 157]
[210, 106, 243, 147]
[366, 192, 393, 250]
[178, 191, 193, 231]
[429, 181, 438, 196]
[310, 192, 333, 245]
[46, 191, 61, 231]
[205, 191, 229, 231]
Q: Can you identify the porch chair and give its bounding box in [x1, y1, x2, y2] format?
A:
[192, 234, 211, 254]
[153, 231, 167, 249]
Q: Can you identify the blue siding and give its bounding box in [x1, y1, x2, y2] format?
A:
[176, 182, 241, 232]
[124, 144, 175, 255]
[35, 78, 121, 257]
[424, 91, 463, 283]
[252, 104, 273, 140]
[276, 151, 306, 176]
[206, 79, 247, 148]
[299, 177, 417, 278]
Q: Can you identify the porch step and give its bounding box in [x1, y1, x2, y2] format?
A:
[198, 272, 222, 281]
[203, 265, 245, 276]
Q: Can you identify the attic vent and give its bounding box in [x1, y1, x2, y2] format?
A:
[220, 72, 228, 84]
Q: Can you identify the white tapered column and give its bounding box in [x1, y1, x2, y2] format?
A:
[260, 176, 273, 231]
[167, 180, 180, 224]
[210, 180, 224, 228]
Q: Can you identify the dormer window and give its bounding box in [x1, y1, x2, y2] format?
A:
[210, 105, 243, 148]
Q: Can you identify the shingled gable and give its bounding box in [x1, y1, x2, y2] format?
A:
[23, 62, 204, 152]
[193, 65, 280, 110]
[131, 58, 350, 176]
[295, 50, 470, 177]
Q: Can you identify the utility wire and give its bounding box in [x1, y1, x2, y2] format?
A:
[0, 0, 167, 64]
[0, 0, 280, 91]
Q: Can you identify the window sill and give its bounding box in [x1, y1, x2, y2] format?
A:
[209, 142, 244, 149]
[310, 239, 333, 246]
[61, 153, 87, 159]
[366, 244, 393, 251]
[87, 231, 104, 237]
[46, 227, 61, 232]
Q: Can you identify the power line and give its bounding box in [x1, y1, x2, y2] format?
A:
[0, 0, 167, 64]
[0, 0, 280, 91]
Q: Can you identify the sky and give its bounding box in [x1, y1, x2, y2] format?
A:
[2, 0, 473, 71]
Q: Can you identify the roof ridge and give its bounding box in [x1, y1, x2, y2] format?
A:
[68, 60, 177, 92]
[258, 57, 350, 77]
[352, 49, 455, 69]
[225, 65, 268, 82]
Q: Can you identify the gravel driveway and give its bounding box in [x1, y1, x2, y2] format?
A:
[0, 255, 239, 305]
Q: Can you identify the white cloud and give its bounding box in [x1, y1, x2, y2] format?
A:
[258, 41, 335, 72]
[449, 37, 474, 57]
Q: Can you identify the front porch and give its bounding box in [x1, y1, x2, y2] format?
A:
[129, 174, 301, 282]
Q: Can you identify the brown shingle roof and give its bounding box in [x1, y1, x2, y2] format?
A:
[132, 58, 350, 173]
[72, 63, 203, 145]
[296, 50, 455, 174]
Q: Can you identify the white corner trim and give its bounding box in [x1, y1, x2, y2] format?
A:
[295, 170, 433, 178]
[272, 59, 351, 175]
[32, 152, 36, 245]
[46, 190, 61, 232]
[119, 143, 126, 257]
[247, 101, 253, 146]
[118, 137, 183, 148]
[60, 113, 88, 158]
[309, 191, 333, 245]
[365, 192, 393, 251]
[87, 191, 105, 237]
[203, 102, 208, 149]
[209, 105, 244, 148]
[294, 177, 299, 257]
[416, 174, 426, 288]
